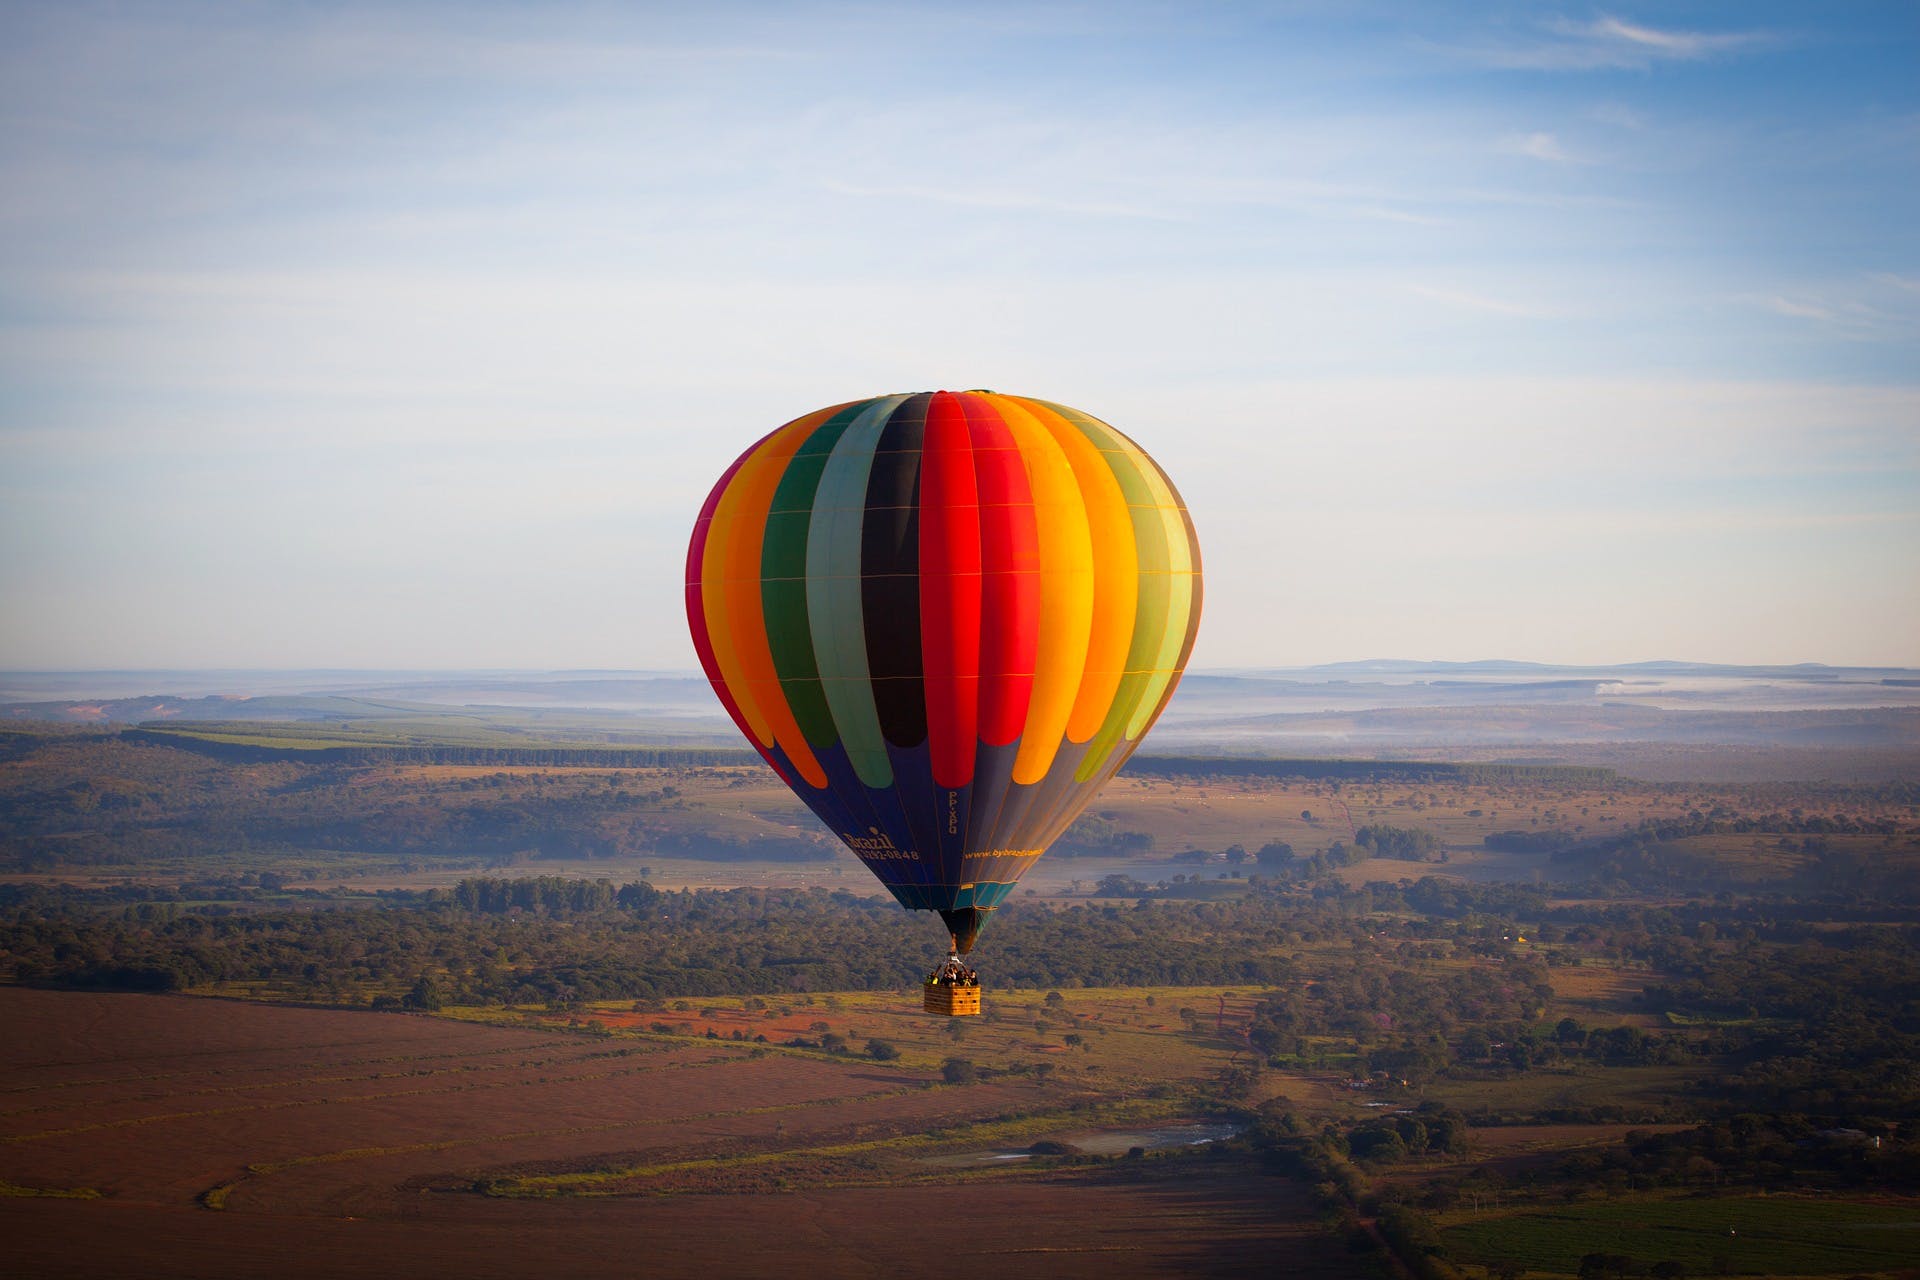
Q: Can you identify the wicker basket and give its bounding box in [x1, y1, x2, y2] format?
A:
[922, 983, 982, 1017]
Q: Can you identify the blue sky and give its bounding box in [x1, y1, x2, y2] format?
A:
[2, 1, 1915, 668]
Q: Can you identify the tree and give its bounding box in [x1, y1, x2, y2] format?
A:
[865, 1037, 900, 1061]
[403, 976, 444, 1011]
[1256, 841, 1296, 868]
[940, 1057, 978, 1084]
[1355, 824, 1442, 861]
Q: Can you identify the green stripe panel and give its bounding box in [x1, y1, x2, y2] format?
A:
[807, 395, 905, 787]
[1120, 452, 1197, 740]
[763, 402, 870, 748]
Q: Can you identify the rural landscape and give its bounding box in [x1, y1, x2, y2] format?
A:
[4, 668, 1917, 1278]
[5, 3, 1916, 1278]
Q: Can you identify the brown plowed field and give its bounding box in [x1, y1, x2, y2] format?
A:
[0, 989, 1360, 1279]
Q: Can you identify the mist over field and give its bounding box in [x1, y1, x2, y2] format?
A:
[9, 662, 1919, 782]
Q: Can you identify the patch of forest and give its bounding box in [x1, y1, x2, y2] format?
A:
[0, 882, 1300, 1001]
[1540, 809, 1920, 901]
[4, 879, 1914, 1130]
[0, 734, 825, 870]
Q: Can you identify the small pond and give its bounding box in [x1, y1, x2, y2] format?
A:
[933, 1120, 1243, 1165]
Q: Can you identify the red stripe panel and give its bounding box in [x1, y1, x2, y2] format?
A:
[959, 393, 1040, 747]
[919, 391, 982, 787]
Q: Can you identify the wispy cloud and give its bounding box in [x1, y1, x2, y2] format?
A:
[1586, 102, 1648, 129]
[1742, 285, 1920, 339]
[1501, 131, 1571, 163]
[1449, 13, 1776, 72]
[1761, 295, 1838, 322]
[1405, 283, 1560, 317]
[819, 179, 1182, 222]
[1576, 16, 1761, 60]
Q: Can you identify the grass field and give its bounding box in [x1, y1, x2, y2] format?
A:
[1443, 1195, 1920, 1276]
[445, 983, 1269, 1088]
[1421, 1064, 1698, 1120]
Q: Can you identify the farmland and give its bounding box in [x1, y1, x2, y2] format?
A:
[10, 941, 1914, 1278]
[7, 857, 1919, 1276]
[0, 986, 1355, 1280]
[3, 715, 1918, 1277]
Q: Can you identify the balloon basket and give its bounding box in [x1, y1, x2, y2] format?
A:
[923, 953, 981, 1017]
[923, 982, 981, 1017]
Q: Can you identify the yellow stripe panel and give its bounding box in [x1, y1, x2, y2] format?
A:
[1104, 428, 1198, 740]
[701, 411, 834, 787]
[1012, 398, 1138, 744]
[990, 396, 1094, 785]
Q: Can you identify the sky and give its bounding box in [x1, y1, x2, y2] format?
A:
[1, 1, 1915, 671]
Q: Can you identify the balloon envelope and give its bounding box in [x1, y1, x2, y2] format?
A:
[686, 391, 1202, 951]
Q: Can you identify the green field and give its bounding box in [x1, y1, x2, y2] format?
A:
[1422, 1064, 1698, 1119]
[1444, 1195, 1920, 1276]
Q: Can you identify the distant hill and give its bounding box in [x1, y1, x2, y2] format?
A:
[6, 666, 1918, 766]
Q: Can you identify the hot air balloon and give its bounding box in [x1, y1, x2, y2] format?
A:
[685, 391, 1201, 1013]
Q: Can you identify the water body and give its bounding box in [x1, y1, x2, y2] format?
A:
[938, 1121, 1243, 1165]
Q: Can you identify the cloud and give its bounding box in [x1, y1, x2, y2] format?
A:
[1761, 295, 1838, 322]
[1742, 286, 1919, 340]
[1502, 131, 1571, 162]
[1449, 13, 1775, 72]
[1586, 102, 1648, 129]
[819, 179, 1181, 222]
[1405, 282, 1560, 317]
[1578, 15, 1760, 60]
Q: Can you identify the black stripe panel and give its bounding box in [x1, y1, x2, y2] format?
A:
[862, 393, 929, 746]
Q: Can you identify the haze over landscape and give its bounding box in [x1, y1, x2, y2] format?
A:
[6, 661, 1920, 783]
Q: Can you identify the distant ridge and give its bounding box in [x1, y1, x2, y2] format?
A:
[1265, 660, 1884, 679]
[1305, 658, 1555, 673]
